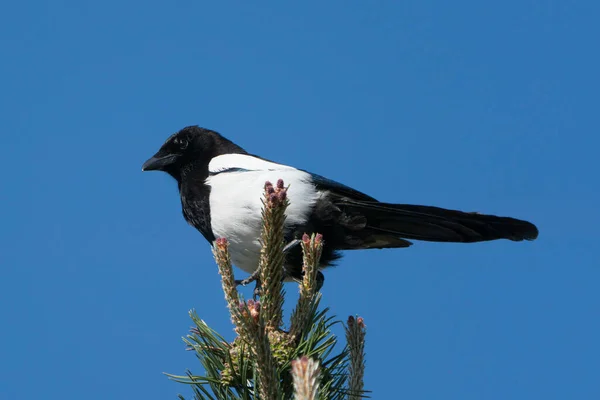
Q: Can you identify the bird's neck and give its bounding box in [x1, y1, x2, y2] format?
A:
[178, 162, 215, 242]
[178, 160, 210, 198]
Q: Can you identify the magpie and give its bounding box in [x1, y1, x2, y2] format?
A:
[142, 126, 538, 287]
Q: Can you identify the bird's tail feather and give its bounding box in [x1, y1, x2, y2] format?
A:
[341, 200, 539, 245]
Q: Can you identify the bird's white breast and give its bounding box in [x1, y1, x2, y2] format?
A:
[205, 154, 321, 274]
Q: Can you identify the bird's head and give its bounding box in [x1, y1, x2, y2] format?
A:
[142, 126, 246, 181]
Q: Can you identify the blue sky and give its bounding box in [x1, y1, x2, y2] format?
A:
[1, 1, 598, 399]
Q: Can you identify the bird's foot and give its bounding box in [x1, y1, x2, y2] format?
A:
[233, 239, 302, 300]
[252, 281, 262, 299]
[235, 267, 261, 287]
[283, 239, 301, 253]
[235, 270, 262, 300]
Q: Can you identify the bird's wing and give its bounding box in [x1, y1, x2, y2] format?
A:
[305, 171, 379, 202]
[206, 154, 321, 249]
[303, 171, 538, 247]
[208, 153, 295, 175]
[210, 156, 374, 202]
[300, 172, 413, 249]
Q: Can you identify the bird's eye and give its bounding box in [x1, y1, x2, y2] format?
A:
[173, 138, 188, 150]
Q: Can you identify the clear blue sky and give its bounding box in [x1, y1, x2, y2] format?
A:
[1, 1, 598, 399]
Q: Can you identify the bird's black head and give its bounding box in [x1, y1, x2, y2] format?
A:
[142, 126, 246, 181]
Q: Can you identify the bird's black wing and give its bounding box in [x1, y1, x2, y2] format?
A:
[306, 171, 538, 250]
[305, 172, 414, 250]
[306, 172, 379, 202]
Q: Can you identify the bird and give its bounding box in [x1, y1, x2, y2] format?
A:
[142, 125, 538, 288]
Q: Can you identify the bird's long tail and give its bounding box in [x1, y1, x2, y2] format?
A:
[341, 200, 538, 246]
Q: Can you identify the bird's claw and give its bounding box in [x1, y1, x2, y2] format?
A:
[235, 270, 262, 300]
[283, 239, 301, 253]
[234, 239, 304, 300]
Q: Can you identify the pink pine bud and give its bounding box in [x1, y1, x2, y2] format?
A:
[292, 355, 309, 368]
[215, 237, 228, 248]
[357, 317, 365, 328]
[238, 301, 248, 318]
[247, 299, 261, 322]
[302, 233, 310, 244]
[269, 193, 279, 205]
[315, 233, 323, 244]
[278, 189, 287, 202]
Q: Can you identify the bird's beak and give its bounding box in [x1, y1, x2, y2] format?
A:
[142, 154, 179, 171]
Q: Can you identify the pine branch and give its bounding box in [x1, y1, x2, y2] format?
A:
[259, 179, 287, 331]
[214, 237, 280, 399]
[291, 356, 321, 400]
[345, 316, 367, 400]
[168, 178, 371, 399]
[289, 233, 323, 340]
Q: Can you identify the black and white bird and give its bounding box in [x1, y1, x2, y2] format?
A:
[142, 126, 538, 287]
